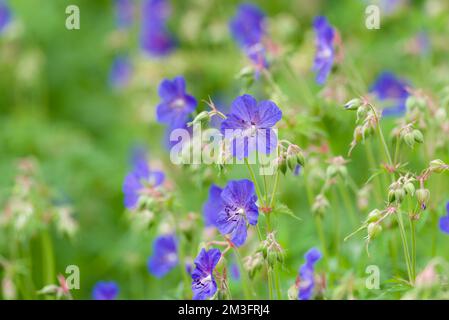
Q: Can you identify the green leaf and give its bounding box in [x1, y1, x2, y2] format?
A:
[273, 203, 302, 221]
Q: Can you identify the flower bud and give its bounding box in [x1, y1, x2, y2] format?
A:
[366, 209, 382, 223]
[188, 111, 210, 126]
[412, 129, 424, 143]
[394, 189, 406, 203]
[403, 132, 415, 148]
[416, 188, 430, 208]
[388, 190, 396, 203]
[429, 159, 448, 173]
[344, 98, 362, 110]
[404, 182, 415, 196]
[288, 284, 298, 300]
[312, 194, 329, 217]
[367, 223, 382, 239]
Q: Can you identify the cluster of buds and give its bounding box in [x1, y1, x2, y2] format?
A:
[243, 252, 264, 279]
[258, 232, 284, 268]
[397, 122, 424, 148]
[387, 174, 416, 204]
[312, 194, 329, 217]
[326, 156, 349, 179]
[344, 97, 379, 155]
[275, 141, 306, 175]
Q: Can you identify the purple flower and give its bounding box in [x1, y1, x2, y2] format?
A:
[202, 184, 223, 227]
[221, 94, 282, 159]
[229, 4, 268, 71]
[191, 248, 221, 300]
[298, 247, 321, 300]
[148, 234, 178, 277]
[230, 263, 240, 280]
[370, 71, 410, 116]
[92, 281, 119, 300]
[140, 0, 176, 57]
[204, 179, 258, 247]
[156, 76, 197, 127]
[115, 0, 133, 28]
[294, 164, 301, 176]
[109, 56, 132, 88]
[439, 202, 449, 235]
[0, 0, 11, 33]
[122, 148, 164, 209]
[312, 16, 335, 85]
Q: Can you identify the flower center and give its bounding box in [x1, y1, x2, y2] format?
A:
[171, 98, 186, 109]
[165, 252, 177, 264]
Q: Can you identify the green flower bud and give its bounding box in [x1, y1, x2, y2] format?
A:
[188, 111, 210, 126]
[296, 152, 305, 167]
[416, 188, 430, 205]
[388, 190, 396, 203]
[405, 96, 417, 110]
[344, 98, 362, 110]
[326, 165, 338, 179]
[412, 129, 424, 143]
[367, 223, 382, 239]
[403, 132, 415, 148]
[287, 154, 297, 171]
[288, 284, 298, 300]
[357, 106, 368, 121]
[366, 209, 382, 223]
[429, 159, 448, 173]
[404, 182, 415, 196]
[394, 189, 406, 203]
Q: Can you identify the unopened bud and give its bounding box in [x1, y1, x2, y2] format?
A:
[429, 159, 448, 173]
[404, 182, 415, 196]
[366, 209, 382, 223]
[288, 284, 298, 300]
[416, 188, 430, 207]
[367, 223, 382, 239]
[412, 129, 424, 143]
[344, 98, 362, 110]
[403, 132, 415, 148]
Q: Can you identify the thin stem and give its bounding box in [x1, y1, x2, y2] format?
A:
[274, 264, 282, 299]
[269, 171, 280, 209]
[267, 268, 274, 300]
[396, 211, 413, 284]
[233, 247, 252, 299]
[245, 159, 264, 206]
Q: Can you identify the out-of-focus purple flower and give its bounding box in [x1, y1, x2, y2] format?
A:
[204, 179, 258, 247]
[439, 202, 449, 234]
[230, 263, 240, 280]
[294, 164, 301, 176]
[92, 281, 119, 300]
[221, 94, 282, 159]
[229, 3, 268, 71]
[191, 248, 221, 300]
[115, 0, 134, 28]
[298, 247, 321, 300]
[148, 234, 178, 277]
[203, 184, 223, 227]
[370, 71, 410, 116]
[140, 0, 176, 57]
[156, 76, 197, 127]
[122, 148, 165, 209]
[0, 0, 11, 33]
[312, 16, 335, 85]
[109, 56, 132, 88]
